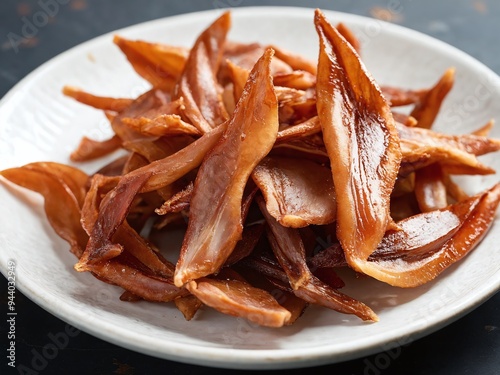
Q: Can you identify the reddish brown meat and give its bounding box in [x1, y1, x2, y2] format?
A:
[174, 12, 231, 133]
[252, 156, 336, 228]
[258, 197, 378, 321]
[315, 10, 401, 270]
[187, 278, 291, 327]
[365, 183, 500, 287]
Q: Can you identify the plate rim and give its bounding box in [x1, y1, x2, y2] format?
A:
[1, 6, 499, 370]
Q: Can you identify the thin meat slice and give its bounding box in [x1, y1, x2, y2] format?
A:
[397, 122, 500, 156]
[113, 36, 188, 91]
[76, 172, 152, 270]
[174, 12, 230, 133]
[81, 174, 120, 234]
[62, 86, 133, 112]
[226, 60, 249, 103]
[25, 162, 89, 208]
[123, 136, 194, 165]
[270, 45, 317, 75]
[1, 164, 89, 258]
[239, 252, 294, 287]
[70, 135, 122, 162]
[471, 119, 494, 137]
[252, 156, 336, 228]
[315, 10, 401, 269]
[120, 98, 201, 137]
[186, 278, 291, 327]
[336, 22, 361, 53]
[410, 68, 455, 129]
[258, 197, 377, 321]
[276, 116, 322, 143]
[366, 183, 500, 287]
[399, 141, 495, 176]
[222, 41, 292, 78]
[174, 48, 279, 287]
[398, 123, 500, 175]
[273, 70, 316, 90]
[113, 222, 175, 278]
[89, 254, 185, 302]
[381, 86, 427, 107]
[122, 114, 201, 137]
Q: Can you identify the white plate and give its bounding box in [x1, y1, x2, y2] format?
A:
[1, 6, 499, 370]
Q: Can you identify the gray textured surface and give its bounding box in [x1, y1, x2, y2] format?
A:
[1, 1, 499, 374]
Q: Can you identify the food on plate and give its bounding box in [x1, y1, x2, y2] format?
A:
[2, 9, 500, 327]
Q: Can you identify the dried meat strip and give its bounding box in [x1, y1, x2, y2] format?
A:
[315, 10, 401, 270]
[174, 48, 279, 287]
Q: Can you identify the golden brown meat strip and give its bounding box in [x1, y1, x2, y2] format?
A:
[174, 12, 231, 133]
[62, 86, 133, 111]
[1, 163, 89, 258]
[366, 183, 500, 287]
[410, 68, 455, 129]
[187, 278, 291, 327]
[315, 10, 401, 270]
[174, 48, 279, 287]
[113, 36, 187, 91]
[70, 135, 122, 162]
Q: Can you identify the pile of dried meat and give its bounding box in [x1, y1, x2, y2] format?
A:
[2, 9, 500, 327]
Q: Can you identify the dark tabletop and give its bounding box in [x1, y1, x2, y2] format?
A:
[1, 1, 499, 374]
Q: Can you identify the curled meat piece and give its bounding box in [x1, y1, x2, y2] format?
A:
[63, 86, 133, 112]
[70, 135, 122, 162]
[187, 278, 291, 327]
[110, 89, 171, 143]
[397, 122, 500, 157]
[276, 116, 322, 143]
[252, 156, 336, 228]
[174, 12, 231, 133]
[410, 67, 455, 129]
[365, 183, 500, 287]
[113, 36, 188, 91]
[222, 41, 292, 78]
[315, 10, 401, 269]
[270, 45, 317, 75]
[1, 163, 89, 258]
[273, 70, 316, 90]
[398, 123, 500, 175]
[89, 253, 185, 302]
